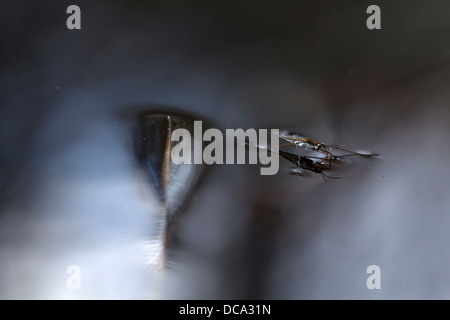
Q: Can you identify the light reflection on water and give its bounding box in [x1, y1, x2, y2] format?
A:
[1, 1, 450, 299]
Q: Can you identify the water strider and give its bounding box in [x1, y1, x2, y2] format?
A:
[278, 129, 380, 163]
[246, 131, 379, 181]
[277, 150, 340, 182]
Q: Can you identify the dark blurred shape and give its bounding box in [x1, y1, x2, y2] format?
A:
[1, 0, 450, 299]
[133, 108, 211, 266]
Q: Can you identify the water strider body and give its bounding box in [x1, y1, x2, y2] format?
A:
[277, 150, 339, 182]
[278, 130, 380, 160]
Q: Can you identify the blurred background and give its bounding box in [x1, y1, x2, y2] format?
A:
[1, 0, 450, 299]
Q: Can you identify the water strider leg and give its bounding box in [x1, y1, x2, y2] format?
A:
[328, 145, 380, 158]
